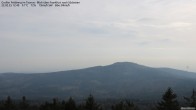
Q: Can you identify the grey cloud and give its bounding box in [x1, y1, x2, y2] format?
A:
[0, 0, 196, 72]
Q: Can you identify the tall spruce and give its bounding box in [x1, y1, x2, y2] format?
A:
[184, 89, 196, 107]
[111, 100, 139, 110]
[3, 96, 15, 110]
[157, 87, 180, 110]
[84, 94, 102, 110]
[65, 97, 77, 110]
[19, 96, 29, 110]
[52, 98, 61, 110]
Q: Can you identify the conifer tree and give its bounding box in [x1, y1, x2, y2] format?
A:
[40, 101, 51, 110]
[65, 97, 77, 110]
[52, 98, 61, 110]
[184, 89, 196, 107]
[3, 96, 15, 110]
[157, 87, 180, 110]
[111, 100, 139, 110]
[19, 96, 29, 110]
[84, 94, 102, 110]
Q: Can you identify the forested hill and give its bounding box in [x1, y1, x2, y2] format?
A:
[0, 62, 196, 100]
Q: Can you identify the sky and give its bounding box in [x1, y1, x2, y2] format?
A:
[0, 0, 196, 73]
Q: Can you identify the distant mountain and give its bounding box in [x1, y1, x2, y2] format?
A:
[0, 62, 196, 100]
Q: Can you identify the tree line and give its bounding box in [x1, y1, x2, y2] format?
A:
[0, 88, 195, 110]
[156, 88, 196, 110]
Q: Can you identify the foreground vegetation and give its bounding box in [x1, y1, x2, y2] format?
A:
[0, 88, 195, 110]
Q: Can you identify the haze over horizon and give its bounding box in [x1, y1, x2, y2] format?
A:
[1, 0, 196, 73]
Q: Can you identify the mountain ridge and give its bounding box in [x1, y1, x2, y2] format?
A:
[0, 62, 195, 100]
[1, 62, 195, 75]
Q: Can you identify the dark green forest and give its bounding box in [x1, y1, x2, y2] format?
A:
[0, 88, 195, 110]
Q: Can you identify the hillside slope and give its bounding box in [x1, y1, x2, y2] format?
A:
[0, 62, 196, 100]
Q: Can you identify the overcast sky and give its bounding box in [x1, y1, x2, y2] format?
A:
[0, 0, 196, 73]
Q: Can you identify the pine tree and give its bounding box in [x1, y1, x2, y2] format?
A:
[0, 99, 4, 110]
[111, 100, 139, 110]
[184, 89, 196, 107]
[84, 94, 102, 110]
[19, 96, 29, 110]
[65, 97, 77, 110]
[157, 87, 180, 110]
[3, 96, 15, 110]
[52, 98, 61, 110]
